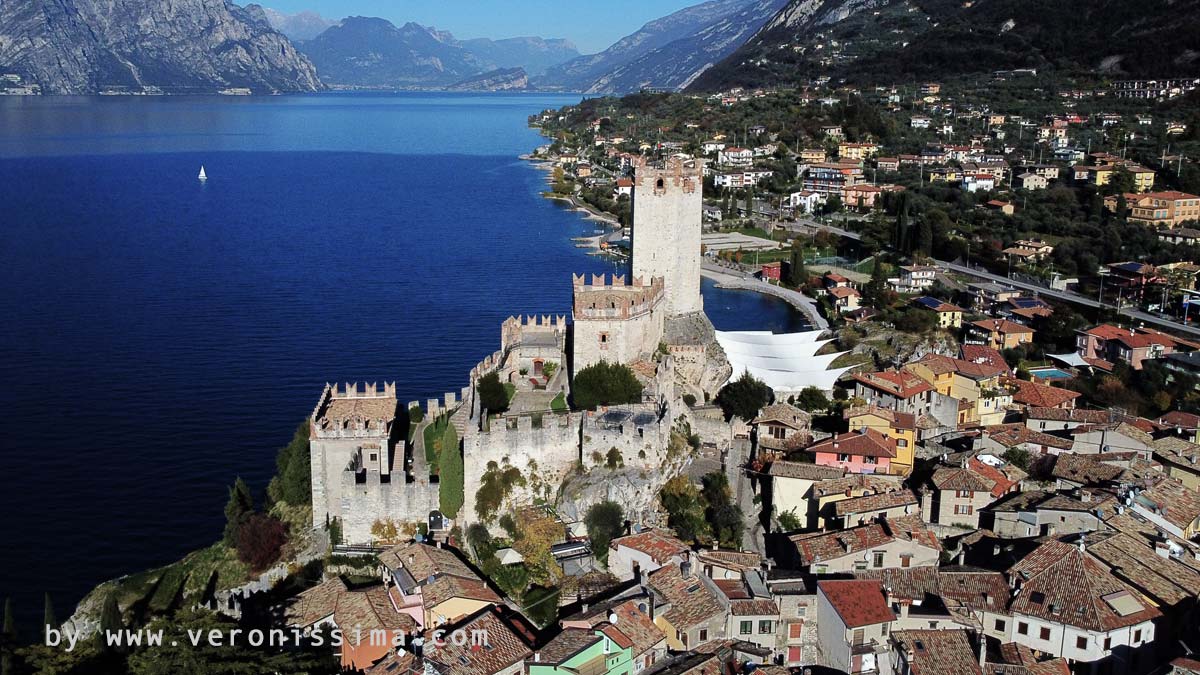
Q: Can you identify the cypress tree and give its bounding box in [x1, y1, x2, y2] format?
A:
[1, 598, 11, 675]
[42, 593, 56, 641]
[787, 239, 807, 287]
[97, 593, 121, 652]
[2, 597, 12, 638]
[223, 477, 254, 547]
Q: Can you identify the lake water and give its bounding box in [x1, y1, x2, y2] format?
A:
[0, 93, 805, 626]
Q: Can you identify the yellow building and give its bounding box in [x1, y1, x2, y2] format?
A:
[844, 406, 917, 475]
[912, 296, 964, 329]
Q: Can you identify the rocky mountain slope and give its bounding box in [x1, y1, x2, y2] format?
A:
[262, 8, 335, 41]
[298, 16, 579, 88]
[691, 0, 1200, 90]
[446, 67, 530, 92]
[0, 0, 322, 94]
[536, 0, 788, 93]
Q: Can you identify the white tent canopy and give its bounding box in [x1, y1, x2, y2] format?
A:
[716, 329, 852, 393]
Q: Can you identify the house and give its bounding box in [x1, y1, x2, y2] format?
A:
[816, 580, 896, 675]
[821, 125, 845, 139]
[1003, 377, 1080, 410]
[892, 264, 938, 293]
[962, 173, 996, 193]
[968, 282, 1024, 312]
[284, 576, 419, 671]
[832, 488, 920, 528]
[768, 461, 846, 529]
[1017, 172, 1049, 190]
[752, 403, 813, 454]
[713, 170, 774, 189]
[876, 157, 900, 172]
[1019, 164, 1061, 180]
[806, 427, 897, 474]
[920, 457, 1023, 529]
[378, 542, 500, 630]
[787, 189, 825, 213]
[799, 148, 827, 163]
[614, 178, 634, 198]
[529, 625, 633, 675]
[421, 606, 533, 675]
[701, 140, 726, 154]
[608, 530, 690, 581]
[984, 490, 1102, 538]
[843, 184, 885, 211]
[1076, 324, 1186, 370]
[912, 296, 965, 329]
[646, 562, 727, 651]
[889, 630, 984, 675]
[988, 200, 1016, 216]
[910, 116, 931, 129]
[968, 319, 1035, 351]
[981, 540, 1160, 668]
[788, 517, 941, 574]
[850, 370, 935, 415]
[809, 474, 907, 530]
[758, 261, 782, 282]
[1130, 476, 1200, 539]
[1105, 191, 1200, 228]
[845, 406, 917, 475]
[1003, 296, 1055, 323]
[718, 147, 753, 167]
[561, 597, 668, 673]
[903, 353, 1011, 427]
[802, 162, 864, 195]
[828, 285, 862, 313]
[838, 142, 880, 161]
[978, 423, 1073, 458]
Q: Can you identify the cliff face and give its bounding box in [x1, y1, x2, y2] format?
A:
[535, 0, 787, 94]
[0, 0, 323, 94]
[446, 67, 530, 92]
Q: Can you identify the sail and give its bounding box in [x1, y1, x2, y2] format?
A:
[198, 165, 207, 180]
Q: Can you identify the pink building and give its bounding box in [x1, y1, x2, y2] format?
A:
[807, 428, 896, 474]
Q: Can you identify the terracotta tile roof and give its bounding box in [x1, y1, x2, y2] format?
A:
[423, 609, 533, 675]
[1085, 530, 1200, 606]
[611, 530, 689, 564]
[829, 285, 862, 299]
[858, 566, 1008, 614]
[1006, 540, 1161, 632]
[284, 577, 419, 634]
[987, 643, 1071, 675]
[729, 598, 780, 616]
[379, 542, 476, 582]
[812, 474, 904, 498]
[913, 296, 965, 313]
[960, 345, 1010, 373]
[982, 422, 1073, 451]
[646, 565, 724, 631]
[1026, 407, 1120, 424]
[364, 651, 421, 675]
[533, 627, 602, 665]
[284, 576, 349, 628]
[641, 653, 722, 675]
[969, 457, 1025, 496]
[807, 427, 897, 458]
[767, 460, 845, 481]
[845, 405, 917, 430]
[852, 370, 935, 399]
[930, 466, 994, 493]
[892, 629, 983, 675]
[752, 403, 812, 429]
[833, 488, 918, 516]
[789, 516, 939, 566]
[819, 579, 896, 628]
[973, 318, 1034, 335]
[696, 548, 763, 571]
[422, 574, 501, 612]
[1152, 435, 1200, 466]
[568, 597, 664, 657]
[1134, 477, 1200, 531]
[1003, 377, 1081, 409]
[1050, 453, 1125, 485]
[1171, 658, 1200, 675]
[1159, 410, 1200, 429]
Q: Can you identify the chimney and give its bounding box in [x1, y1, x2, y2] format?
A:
[1155, 541, 1171, 559]
[956, 549, 966, 565]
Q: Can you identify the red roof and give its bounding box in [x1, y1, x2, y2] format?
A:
[808, 428, 897, 458]
[610, 530, 688, 563]
[972, 319, 1034, 335]
[1003, 377, 1081, 409]
[852, 370, 935, 399]
[819, 580, 896, 628]
[960, 345, 1010, 373]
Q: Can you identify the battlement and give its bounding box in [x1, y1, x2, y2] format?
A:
[632, 156, 704, 193]
[572, 274, 666, 320]
[311, 382, 398, 438]
[501, 314, 567, 351]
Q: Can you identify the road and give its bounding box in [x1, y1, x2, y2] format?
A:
[936, 259, 1200, 338]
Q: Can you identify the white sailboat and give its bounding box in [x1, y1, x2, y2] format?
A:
[198, 165, 208, 182]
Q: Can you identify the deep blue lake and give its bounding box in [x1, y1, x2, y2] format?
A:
[0, 93, 805, 627]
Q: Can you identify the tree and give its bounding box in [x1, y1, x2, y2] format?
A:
[572, 361, 644, 410]
[660, 476, 709, 542]
[370, 518, 401, 545]
[777, 509, 803, 531]
[222, 477, 254, 547]
[98, 593, 122, 651]
[916, 218, 933, 256]
[787, 239, 807, 287]
[513, 513, 563, 585]
[1002, 447, 1031, 471]
[715, 372, 774, 422]
[795, 386, 830, 412]
[235, 513, 288, 572]
[477, 372, 510, 414]
[701, 473, 743, 547]
[585, 501, 625, 564]
[42, 594, 55, 642]
[267, 422, 311, 507]
[863, 257, 888, 307]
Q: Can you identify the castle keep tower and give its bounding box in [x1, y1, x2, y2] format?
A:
[631, 156, 704, 316]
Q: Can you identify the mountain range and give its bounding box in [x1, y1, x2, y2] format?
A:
[0, 0, 321, 94]
[690, 0, 1200, 90]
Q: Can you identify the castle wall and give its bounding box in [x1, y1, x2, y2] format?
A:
[571, 273, 666, 372]
[631, 157, 704, 316]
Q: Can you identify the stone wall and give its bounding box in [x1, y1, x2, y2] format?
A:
[571, 274, 666, 373]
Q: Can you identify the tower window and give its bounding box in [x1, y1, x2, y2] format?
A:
[655, 178, 665, 190]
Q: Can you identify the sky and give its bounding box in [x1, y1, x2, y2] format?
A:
[261, 0, 704, 53]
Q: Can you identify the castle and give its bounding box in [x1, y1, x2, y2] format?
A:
[310, 153, 728, 542]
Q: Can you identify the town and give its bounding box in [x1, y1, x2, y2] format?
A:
[28, 75, 1200, 675]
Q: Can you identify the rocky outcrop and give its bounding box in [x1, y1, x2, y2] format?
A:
[0, 0, 323, 94]
[262, 8, 335, 42]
